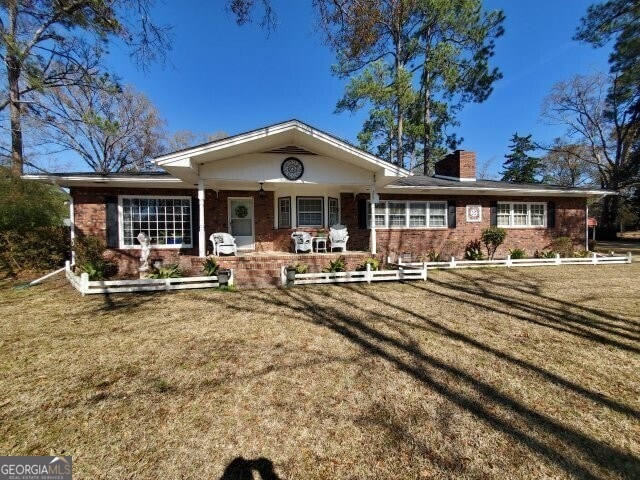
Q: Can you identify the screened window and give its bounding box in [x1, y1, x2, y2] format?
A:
[328, 197, 340, 226]
[497, 202, 547, 228]
[368, 201, 448, 228]
[297, 197, 323, 227]
[121, 197, 192, 247]
[278, 197, 291, 228]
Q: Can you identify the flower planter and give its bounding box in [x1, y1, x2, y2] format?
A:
[217, 269, 231, 285]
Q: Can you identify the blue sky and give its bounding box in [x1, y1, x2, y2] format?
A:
[86, 0, 610, 177]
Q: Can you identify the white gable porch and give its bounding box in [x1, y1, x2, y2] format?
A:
[153, 120, 411, 257]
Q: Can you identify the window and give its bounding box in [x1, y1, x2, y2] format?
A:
[121, 196, 192, 247]
[497, 203, 511, 227]
[328, 197, 339, 226]
[388, 202, 406, 227]
[530, 204, 545, 226]
[428, 202, 447, 227]
[367, 201, 448, 228]
[497, 202, 547, 228]
[372, 202, 386, 227]
[297, 197, 323, 227]
[409, 202, 427, 227]
[278, 197, 291, 228]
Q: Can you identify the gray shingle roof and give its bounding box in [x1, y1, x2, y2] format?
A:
[390, 176, 603, 193]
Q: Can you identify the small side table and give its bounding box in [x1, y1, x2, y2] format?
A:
[312, 237, 328, 253]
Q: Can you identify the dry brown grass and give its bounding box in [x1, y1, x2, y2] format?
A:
[1, 264, 639, 479]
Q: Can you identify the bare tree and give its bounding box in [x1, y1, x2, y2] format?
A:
[542, 73, 639, 229]
[0, 0, 171, 175]
[36, 84, 166, 173]
[541, 140, 595, 187]
[167, 130, 229, 152]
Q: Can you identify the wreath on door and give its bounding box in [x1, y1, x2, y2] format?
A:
[235, 204, 249, 218]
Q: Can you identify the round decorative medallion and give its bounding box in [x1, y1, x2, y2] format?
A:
[235, 204, 249, 218]
[469, 207, 480, 218]
[281, 157, 304, 180]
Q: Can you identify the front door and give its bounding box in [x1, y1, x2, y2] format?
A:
[228, 198, 254, 250]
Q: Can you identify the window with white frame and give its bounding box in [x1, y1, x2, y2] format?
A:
[497, 202, 547, 228]
[121, 196, 192, 247]
[368, 201, 448, 228]
[297, 197, 324, 227]
[278, 197, 291, 228]
[328, 197, 339, 226]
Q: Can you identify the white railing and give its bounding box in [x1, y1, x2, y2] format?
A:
[65, 261, 232, 295]
[390, 252, 633, 270]
[281, 262, 427, 286]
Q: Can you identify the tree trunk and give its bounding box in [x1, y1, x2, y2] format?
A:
[8, 56, 23, 176]
[423, 83, 431, 175]
[394, 6, 403, 169]
[6, 2, 23, 176]
[600, 190, 620, 231]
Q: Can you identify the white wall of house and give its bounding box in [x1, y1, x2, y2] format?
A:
[199, 153, 374, 186]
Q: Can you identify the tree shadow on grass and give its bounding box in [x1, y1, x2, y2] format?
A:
[422, 268, 640, 351]
[232, 282, 639, 479]
[219, 456, 282, 480]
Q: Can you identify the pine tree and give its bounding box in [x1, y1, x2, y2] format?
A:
[501, 133, 542, 183]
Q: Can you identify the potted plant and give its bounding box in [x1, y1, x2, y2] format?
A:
[217, 268, 231, 285]
[285, 262, 308, 285]
[316, 228, 327, 238]
[202, 256, 219, 276]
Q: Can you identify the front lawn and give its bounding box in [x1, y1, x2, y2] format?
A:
[1, 264, 638, 479]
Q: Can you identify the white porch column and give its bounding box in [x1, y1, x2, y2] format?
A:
[370, 201, 377, 254]
[198, 180, 206, 257]
[69, 196, 75, 264]
[369, 185, 379, 254]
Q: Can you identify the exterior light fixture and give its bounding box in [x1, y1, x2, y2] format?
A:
[259, 182, 266, 198]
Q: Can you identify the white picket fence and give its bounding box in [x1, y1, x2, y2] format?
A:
[281, 262, 427, 286]
[390, 252, 633, 270]
[65, 261, 232, 295]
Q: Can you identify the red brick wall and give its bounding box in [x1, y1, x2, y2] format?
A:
[434, 150, 476, 179]
[341, 193, 586, 261]
[72, 187, 586, 275]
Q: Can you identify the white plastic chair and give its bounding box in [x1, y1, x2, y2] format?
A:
[329, 224, 349, 252]
[291, 232, 312, 253]
[209, 233, 237, 256]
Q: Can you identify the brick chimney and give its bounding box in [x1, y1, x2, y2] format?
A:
[434, 150, 476, 181]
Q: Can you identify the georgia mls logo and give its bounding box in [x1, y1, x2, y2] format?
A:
[0, 455, 72, 480]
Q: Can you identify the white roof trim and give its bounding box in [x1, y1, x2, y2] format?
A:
[23, 174, 187, 187]
[154, 120, 411, 176]
[384, 184, 615, 196]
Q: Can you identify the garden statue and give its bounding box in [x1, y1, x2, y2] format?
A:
[137, 232, 151, 271]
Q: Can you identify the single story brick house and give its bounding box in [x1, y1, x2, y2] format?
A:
[25, 120, 611, 286]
